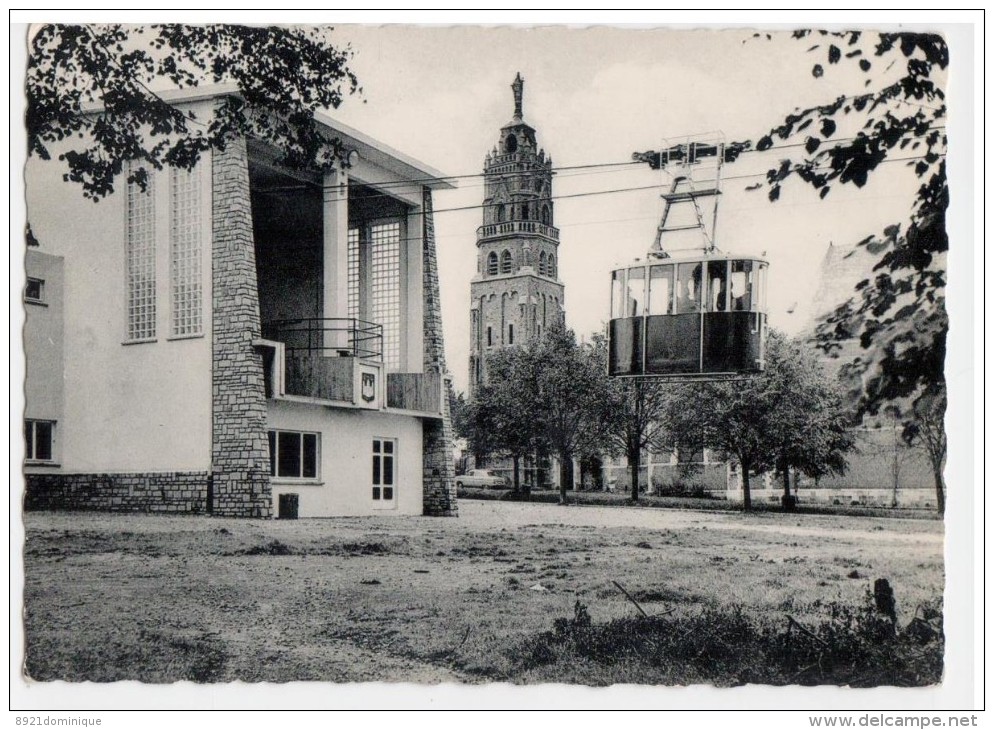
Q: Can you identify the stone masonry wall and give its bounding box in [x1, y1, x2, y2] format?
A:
[420, 187, 458, 517]
[211, 137, 272, 518]
[24, 472, 210, 513]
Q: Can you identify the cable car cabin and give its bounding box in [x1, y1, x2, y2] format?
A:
[608, 254, 767, 378]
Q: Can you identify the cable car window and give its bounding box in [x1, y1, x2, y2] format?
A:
[611, 270, 625, 319]
[675, 263, 702, 314]
[626, 267, 645, 317]
[648, 265, 673, 315]
[707, 260, 728, 312]
[730, 260, 753, 311]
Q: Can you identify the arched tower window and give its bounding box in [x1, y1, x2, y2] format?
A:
[548, 254, 556, 278]
[523, 247, 533, 268]
[540, 205, 551, 225]
[500, 249, 513, 274]
[520, 202, 529, 221]
[505, 135, 517, 154]
[487, 252, 498, 276]
[495, 203, 505, 223]
[538, 251, 547, 276]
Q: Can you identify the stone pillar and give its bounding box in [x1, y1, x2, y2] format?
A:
[211, 137, 271, 518]
[323, 167, 349, 351]
[420, 187, 457, 516]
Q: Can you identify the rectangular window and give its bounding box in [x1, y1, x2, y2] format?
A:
[707, 260, 728, 312]
[268, 430, 319, 479]
[508, 323, 514, 344]
[24, 419, 55, 462]
[370, 222, 401, 371]
[730, 260, 753, 311]
[170, 166, 202, 336]
[626, 267, 645, 317]
[610, 270, 624, 319]
[126, 172, 157, 341]
[675, 262, 702, 315]
[24, 278, 44, 303]
[487, 326, 493, 347]
[372, 438, 396, 502]
[648, 265, 673, 315]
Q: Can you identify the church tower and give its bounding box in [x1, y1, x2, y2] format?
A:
[469, 73, 565, 394]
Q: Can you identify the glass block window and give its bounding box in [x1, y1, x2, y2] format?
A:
[126, 173, 156, 340]
[372, 438, 396, 502]
[170, 167, 202, 336]
[347, 226, 360, 320]
[370, 221, 401, 371]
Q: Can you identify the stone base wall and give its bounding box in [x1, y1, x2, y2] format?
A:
[24, 472, 210, 513]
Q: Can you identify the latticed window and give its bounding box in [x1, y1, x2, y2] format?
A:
[538, 251, 547, 276]
[347, 226, 360, 320]
[548, 254, 556, 278]
[500, 249, 513, 274]
[370, 221, 401, 371]
[487, 252, 498, 276]
[170, 167, 202, 336]
[126, 172, 156, 340]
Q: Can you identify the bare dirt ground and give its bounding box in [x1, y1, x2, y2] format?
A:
[21, 500, 944, 684]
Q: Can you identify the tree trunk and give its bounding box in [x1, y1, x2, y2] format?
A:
[741, 458, 752, 511]
[780, 459, 796, 512]
[519, 455, 531, 499]
[629, 447, 641, 503]
[512, 455, 521, 495]
[559, 455, 572, 504]
[933, 464, 945, 516]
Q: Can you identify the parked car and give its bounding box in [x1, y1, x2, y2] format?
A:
[455, 469, 509, 489]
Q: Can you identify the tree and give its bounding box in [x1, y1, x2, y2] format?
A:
[746, 31, 948, 508]
[763, 336, 857, 510]
[27, 24, 360, 199]
[667, 331, 856, 510]
[604, 376, 672, 503]
[467, 347, 545, 497]
[902, 389, 947, 515]
[532, 327, 615, 504]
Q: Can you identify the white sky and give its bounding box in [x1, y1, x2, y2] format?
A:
[324, 25, 935, 394]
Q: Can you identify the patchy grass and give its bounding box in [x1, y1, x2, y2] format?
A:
[490, 597, 943, 687]
[21, 501, 943, 684]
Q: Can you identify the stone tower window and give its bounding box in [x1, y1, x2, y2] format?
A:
[495, 203, 505, 223]
[520, 202, 529, 221]
[500, 249, 513, 274]
[505, 135, 517, 154]
[541, 205, 551, 225]
[535, 179, 543, 192]
[523, 247, 533, 268]
[548, 253, 556, 278]
[487, 251, 499, 276]
[538, 251, 547, 276]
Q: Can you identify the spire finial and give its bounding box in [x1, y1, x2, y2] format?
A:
[511, 72, 524, 119]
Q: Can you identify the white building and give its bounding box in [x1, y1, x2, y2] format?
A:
[23, 87, 458, 518]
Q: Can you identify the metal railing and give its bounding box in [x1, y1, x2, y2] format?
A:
[477, 220, 559, 240]
[262, 318, 383, 361]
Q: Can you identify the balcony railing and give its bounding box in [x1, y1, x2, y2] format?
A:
[477, 221, 559, 241]
[262, 318, 383, 360]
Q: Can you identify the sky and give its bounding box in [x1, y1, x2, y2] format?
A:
[321, 25, 938, 394]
